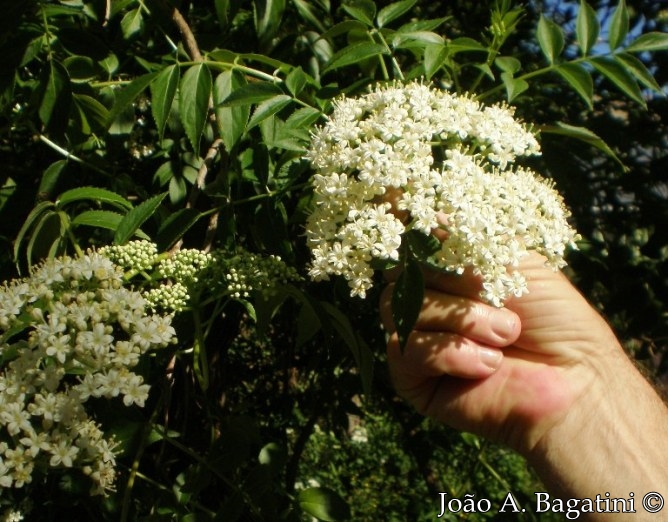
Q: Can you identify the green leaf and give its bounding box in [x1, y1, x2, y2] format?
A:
[615, 53, 661, 92]
[392, 256, 424, 353]
[293, 0, 327, 32]
[13, 201, 55, 266]
[423, 43, 447, 80]
[391, 31, 444, 49]
[120, 7, 144, 40]
[341, 0, 376, 27]
[151, 64, 180, 141]
[446, 37, 487, 53]
[38, 60, 71, 131]
[626, 32, 668, 53]
[254, 0, 286, 43]
[114, 193, 167, 245]
[285, 67, 308, 97]
[323, 42, 388, 74]
[318, 20, 368, 42]
[554, 62, 593, 109]
[536, 15, 564, 64]
[71, 210, 124, 231]
[213, 70, 250, 150]
[590, 56, 645, 107]
[298, 487, 351, 521]
[180, 63, 212, 155]
[285, 106, 322, 130]
[247, 94, 292, 130]
[608, 0, 628, 50]
[540, 122, 627, 171]
[38, 160, 67, 198]
[219, 81, 284, 106]
[72, 94, 109, 134]
[56, 186, 133, 211]
[576, 0, 599, 56]
[501, 73, 529, 102]
[156, 208, 202, 251]
[377, 0, 417, 28]
[63, 55, 98, 83]
[106, 71, 158, 127]
[495, 56, 521, 74]
[397, 17, 450, 34]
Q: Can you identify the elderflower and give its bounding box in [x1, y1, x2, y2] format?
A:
[305, 81, 580, 304]
[0, 253, 176, 495]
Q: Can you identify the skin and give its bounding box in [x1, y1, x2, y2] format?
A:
[381, 253, 668, 518]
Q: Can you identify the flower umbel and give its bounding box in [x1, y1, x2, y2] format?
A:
[305, 81, 580, 304]
[0, 253, 176, 495]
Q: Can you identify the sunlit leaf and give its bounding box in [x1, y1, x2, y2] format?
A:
[71, 210, 124, 231]
[247, 94, 292, 130]
[391, 31, 444, 49]
[114, 192, 167, 245]
[501, 73, 529, 102]
[120, 7, 144, 40]
[554, 62, 593, 109]
[254, 0, 286, 43]
[536, 15, 564, 64]
[218, 81, 284, 106]
[56, 186, 133, 211]
[151, 64, 180, 141]
[576, 0, 599, 56]
[590, 56, 645, 107]
[341, 0, 376, 27]
[323, 42, 388, 73]
[626, 31, 668, 53]
[377, 0, 416, 28]
[180, 63, 212, 155]
[615, 53, 661, 92]
[608, 0, 628, 50]
[285, 66, 308, 96]
[299, 487, 351, 521]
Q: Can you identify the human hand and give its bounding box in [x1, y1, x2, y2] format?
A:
[380, 252, 626, 455]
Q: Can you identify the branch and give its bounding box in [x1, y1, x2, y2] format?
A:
[155, 0, 203, 62]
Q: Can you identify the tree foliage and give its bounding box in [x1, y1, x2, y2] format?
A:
[0, 0, 666, 520]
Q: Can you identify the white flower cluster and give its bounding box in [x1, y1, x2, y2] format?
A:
[305, 81, 580, 305]
[0, 253, 176, 495]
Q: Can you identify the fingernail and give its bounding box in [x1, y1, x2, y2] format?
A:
[479, 347, 503, 370]
[490, 310, 517, 339]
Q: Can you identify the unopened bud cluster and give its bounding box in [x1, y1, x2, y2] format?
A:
[305, 81, 580, 305]
[0, 253, 176, 495]
[101, 242, 301, 311]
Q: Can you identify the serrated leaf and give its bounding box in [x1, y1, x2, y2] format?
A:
[151, 64, 180, 141]
[180, 63, 212, 155]
[554, 62, 593, 109]
[285, 106, 322, 129]
[156, 208, 202, 251]
[423, 43, 447, 80]
[71, 210, 124, 230]
[247, 94, 292, 130]
[392, 256, 424, 353]
[590, 56, 645, 107]
[298, 487, 351, 521]
[501, 73, 529, 102]
[608, 0, 628, 50]
[377, 0, 416, 28]
[56, 187, 133, 211]
[536, 15, 564, 64]
[285, 67, 308, 97]
[576, 0, 599, 56]
[318, 20, 368, 42]
[615, 53, 661, 92]
[626, 32, 668, 53]
[323, 42, 387, 73]
[540, 122, 626, 171]
[114, 193, 167, 245]
[106, 71, 158, 127]
[38, 60, 71, 131]
[72, 94, 109, 133]
[213, 70, 249, 150]
[341, 0, 376, 27]
[120, 7, 144, 40]
[219, 81, 284, 106]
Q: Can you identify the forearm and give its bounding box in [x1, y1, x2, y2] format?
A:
[527, 348, 668, 519]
